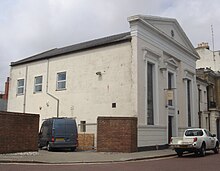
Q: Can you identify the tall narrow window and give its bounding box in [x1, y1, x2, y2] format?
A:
[34, 76, 43, 93]
[147, 62, 154, 125]
[168, 72, 174, 106]
[198, 88, 202, 128]
[187, 80, 191, 127]
[57, 72, 66, 90]
[17, 79, 24, 95]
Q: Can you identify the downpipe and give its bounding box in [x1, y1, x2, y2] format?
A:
[46, 59, 59, 117]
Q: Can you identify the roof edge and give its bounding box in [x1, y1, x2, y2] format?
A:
[11, 32, 131, 67]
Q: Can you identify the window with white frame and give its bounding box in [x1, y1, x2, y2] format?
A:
[17, 79, 25, 95]
[147, 62, 154, 125]
[34, 76, 43, 93]
[57, 72, 66, 90]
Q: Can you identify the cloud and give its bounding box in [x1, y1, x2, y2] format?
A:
[1, 0, 220, 91]
[161, 0, 220, 49]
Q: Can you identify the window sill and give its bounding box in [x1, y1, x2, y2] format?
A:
[56, 88, 67, 91]
[33, 91, 42, 94]
[167, 105, 175, 110]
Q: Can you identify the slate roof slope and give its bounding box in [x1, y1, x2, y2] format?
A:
[11, 32, 131, 66]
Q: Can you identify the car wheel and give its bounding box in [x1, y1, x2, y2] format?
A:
[175, 150, 183, 157]
[213, 143, 219, 154]
[200, 143, 206, 157]
[194, 151, 199, 156]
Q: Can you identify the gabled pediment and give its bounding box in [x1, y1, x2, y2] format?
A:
[165, 58, 178, 69]
[128, 15, 199, 59]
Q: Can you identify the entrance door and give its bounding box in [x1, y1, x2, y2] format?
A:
[168, 116, 173, 144]
[217, 119, 220, 140]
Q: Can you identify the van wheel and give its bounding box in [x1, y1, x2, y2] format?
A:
[71, 147, 76, 152]
[38, 142, 42, 149]
[47, 143, 52, 151]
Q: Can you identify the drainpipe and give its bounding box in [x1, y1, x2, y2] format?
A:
[23, 65, 28, 113]
[46, 59, 59, 117]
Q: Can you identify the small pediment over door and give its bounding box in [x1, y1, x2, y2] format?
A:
[165, 58, 178, 69]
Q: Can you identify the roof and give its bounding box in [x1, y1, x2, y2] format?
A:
[11, 32, 131, 66]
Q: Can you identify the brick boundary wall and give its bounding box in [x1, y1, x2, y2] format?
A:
[0, 111, 39, 154]
[97, 117, 137, 153]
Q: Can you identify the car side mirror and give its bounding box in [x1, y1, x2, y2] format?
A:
[212, 134, 216, 137]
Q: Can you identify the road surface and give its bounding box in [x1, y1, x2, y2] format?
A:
[0, 152, 219, 171]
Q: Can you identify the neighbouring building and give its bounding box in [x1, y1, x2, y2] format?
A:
[8, 15, 199, 149]
[196, 76, 208, 128]
[196, 42, 220, 71]
[196, 68, 220, 139]
[0, 77, 9, 111]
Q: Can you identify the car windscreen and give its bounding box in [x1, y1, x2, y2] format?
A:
[185, 130, 203, 136]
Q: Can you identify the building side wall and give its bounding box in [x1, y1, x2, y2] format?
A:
[8, 42, 133, 126]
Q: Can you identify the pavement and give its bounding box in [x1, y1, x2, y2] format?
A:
[0, 148, 177, 164]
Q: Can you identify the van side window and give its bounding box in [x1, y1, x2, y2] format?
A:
[41, 122, 49, 137]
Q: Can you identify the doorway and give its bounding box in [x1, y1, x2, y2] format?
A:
[168, 116, 173, 144]
[217, 119, 220, 140]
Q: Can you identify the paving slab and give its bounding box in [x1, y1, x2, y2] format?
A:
[0, 149, 176, 164]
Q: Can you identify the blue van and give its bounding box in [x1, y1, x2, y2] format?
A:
[39, 117, 78, 151]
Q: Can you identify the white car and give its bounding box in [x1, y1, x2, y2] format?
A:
[170, 128, 219, 157]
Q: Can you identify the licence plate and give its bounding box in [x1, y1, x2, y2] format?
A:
[56, 138, 65, 142]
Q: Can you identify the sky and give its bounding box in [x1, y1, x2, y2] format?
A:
[1, 0, 220, 91]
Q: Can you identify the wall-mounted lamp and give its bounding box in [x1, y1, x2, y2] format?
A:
[96, 71, 102, 76]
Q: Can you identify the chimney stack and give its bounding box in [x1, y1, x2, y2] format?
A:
[197, 42, 209, 50]
[3, 77, 9, 100]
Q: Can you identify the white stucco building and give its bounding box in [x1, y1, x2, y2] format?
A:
[196, 42, 220, 71]
[8, 15, 199, 148]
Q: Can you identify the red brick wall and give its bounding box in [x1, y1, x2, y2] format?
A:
[97, 117, 137, 153]
[0, 111, 39, 154]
